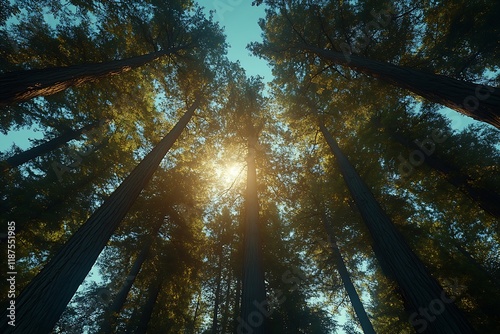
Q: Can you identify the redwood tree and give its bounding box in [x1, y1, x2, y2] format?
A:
[99, 219, 163, 334]
[0, 98, 200, 333]
[237, 78, 268, 334]
[318, 119, 475, 333]
[135, 278, 163, 334]
[320, 211, 376, 334]
[0, 47, 184, 106]
[239, 132, 268, 334]
[252, 1, 500, 130]
[305, 46, 500, 129]
[385, 126, 500, 219]
[1, 119, 107, 171]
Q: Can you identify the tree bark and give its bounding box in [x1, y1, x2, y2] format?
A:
[0, 47, 183, 106]
[318, 121, 475, 334]
[99, 220, 163, 334]
[2, 119, 106, 171]
[0, 98, 199, 334]
[305, 46, 500, 129]
[389, 129, 500, 219]
[320, 212, 376, 334]
[239, 134, 268, 334]
[135, 278, 162, 334]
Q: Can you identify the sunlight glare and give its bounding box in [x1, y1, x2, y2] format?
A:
[216, 162, 244, 187]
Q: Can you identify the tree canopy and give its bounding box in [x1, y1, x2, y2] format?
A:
[1, 1, 499, 333]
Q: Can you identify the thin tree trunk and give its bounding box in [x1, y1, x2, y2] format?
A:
[1, 137, 110, 234]
[189, 290, 202, 334]
[318, 120, 475, 334]
[0, 47, 184, 106]
[2, 119, 106, 171]
[232, 274, 242, 334]
[389, 129, 500, 218]
[100, 249, 149, 333]
[211, 242, 224, 334]
[240, 134, 268, 334]
[0, 98, 199, 334]
[305, 46, 500, 129]
[135, 278, 162, 334]
[100, 220, 163, 334]
[320, 212, 376, 334]
[220, 252, 233, 333]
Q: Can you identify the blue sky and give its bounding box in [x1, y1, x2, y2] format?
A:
[0, 1, 274, 152]
[200, 0, 483, 132]
[201, 1, 272, 81]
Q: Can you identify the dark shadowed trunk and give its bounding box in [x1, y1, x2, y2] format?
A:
[320, 212, 376, 334]
[0, 47, 184, 106]
[100, 220, 163, 334]
[388, 129, 500, 219]
[318, 120, 475, 334]
[239, 134, 268, 334]
[0, 98, 199, 334]
[2, 119, 106, 171]
[306, 46, 500, 129]
[189, 291, 202, 334]
[135, 278, 162, 334]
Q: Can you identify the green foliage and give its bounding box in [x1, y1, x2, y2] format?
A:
[2, 0, 500, 333]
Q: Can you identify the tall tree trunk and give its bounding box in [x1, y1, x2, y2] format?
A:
[189, 290, 202, 334]
[232, 274, 242, 334]
[211, 241, 224, 334]
[0, 47, 183, 106]
[318, 120, 475, 334]
[388, 129, 500, 219]
[0, 98, 199, 334]
[240, 135, 268, 334]
[220, 252, 233, 333]
[320, 212, 376, 334]
[100, 247, 149, 334]
[135, 278, 162, 334]
[2, 119, 106, 171]
[305, 46, 500, 129]
[100, 220, 163, 334]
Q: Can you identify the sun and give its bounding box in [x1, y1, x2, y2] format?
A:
[227, 164, 240, 177]
[215, 162, 244, 187]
